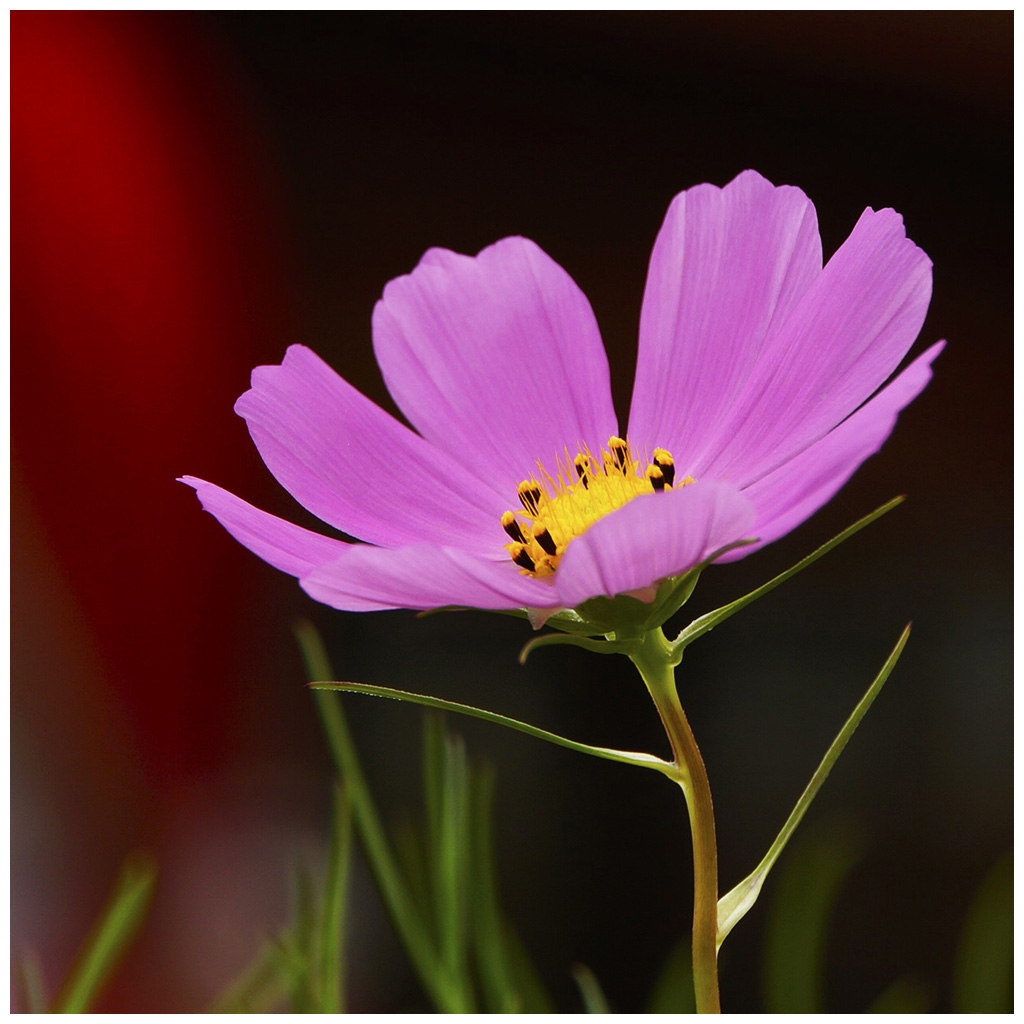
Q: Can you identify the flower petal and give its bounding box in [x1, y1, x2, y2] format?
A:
[234, 345, 506, 553]
[181, 476, 348, 577]
[717, 341, 945, 561]
[628, 170, 823, 460]
[372, 237, 619, 491]
[697, 205, 932, 487]
[301, 543, 555, 613]
[553, 480, 756, 609]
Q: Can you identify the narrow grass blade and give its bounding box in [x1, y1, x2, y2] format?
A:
[284, 864, 318, 1012]
[646, 939, 696, 1013]
[469, 766, 554, 1013]
[429, 723, 476, 1012]
[952, 851, 1013, 1013]
[392, 818, 432, 920]
[717, 625, 910, 950]
[470, 765, 518, 1014]
[294, 621, 443, 1007]
[311, 680, 671, 774]
[573, 963, 612, 1013]
[868, 976, 932, 1013]
[673, 498, 904, 654]
[423, 713, 446, 871]
[211, 941, 287, 1013]
[53, 853, 156, 1013]
[318, 784, 353, 1013]
[760, 819, 863, 1013]
[16, 949, 48, 1013]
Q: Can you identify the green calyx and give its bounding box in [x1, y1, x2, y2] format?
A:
[539, 565, 706, 640]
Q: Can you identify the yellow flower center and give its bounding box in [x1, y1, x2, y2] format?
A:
[501, 436, 694, 577]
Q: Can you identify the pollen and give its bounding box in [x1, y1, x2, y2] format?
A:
[501, 436, 694, 577]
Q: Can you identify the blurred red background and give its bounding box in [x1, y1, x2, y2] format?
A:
[12, 12, 1011, 1012]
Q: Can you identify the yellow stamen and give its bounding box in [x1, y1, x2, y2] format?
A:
[652, 448, 675, 487]
[502, 437, 695, 577]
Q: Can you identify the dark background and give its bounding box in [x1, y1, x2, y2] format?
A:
[13, 12, 1011, 1012]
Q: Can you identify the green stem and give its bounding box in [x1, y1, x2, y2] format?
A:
[630, 629, 721, 1014]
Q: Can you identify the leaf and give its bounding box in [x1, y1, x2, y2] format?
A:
[868, 976, 932, 1013]
[470, 764, 519, 1014]
[310, 679, 672, 774]
[518, 632, 638, 664]
[646, 939, 696, 1013]
[426, 719, 476, 1012]
[760, 818, 863, 1013]
[469, 765, 554, 1014]
[211, 940, 286, 1013]
[294, 621, 445, 1009]
[952, 851, 1013, 1013]
[716, 625, 910, 950]
[15, 949, 47, 1013]
[572, 963, 612, 1013]
[52, 853, 156, 1013]
[673, 497, 904, 655]
[317, 784, 353, 1013]
[282, 864, 318, 1011]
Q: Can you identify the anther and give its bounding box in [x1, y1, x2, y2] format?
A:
[510, 545, 536, 571]
[652, 448, 675, 487]
[501, 511, 526, 543]
[646, 465, 667, 492]
[573, 453, 591, 489]
[517, 479, 542, 515]
[608, 436, 629, 472]
[533, 525, 558, 556]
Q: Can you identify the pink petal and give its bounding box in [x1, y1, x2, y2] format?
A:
[553, 480, 756, 609]
[697, 206, 933, 487]
[181, 476, 348, 577]
[301, 543, 555, 613]
[235, 345, 506, 554]
[372, 237, 619, 492]
[628, 170, 823, 461]
[717, 341, 945, 561]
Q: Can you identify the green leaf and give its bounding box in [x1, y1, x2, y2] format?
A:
[952, 851, 1013, 1013]
[469, 764, 518, 1014]
[391, 817, 433, 921]
[294, 621, 446, 1010]
[673, 497, 904, 655]
[282, 864, 318, 1011]
[717, 624, 910, 950]
[760, 819, 863, 1013]
[16, 949, 48, 1013]
[53, 853, 156, 1013]
[469, 765, 554, 1013]
[646, 939, 696, 1013]
[213, 797, 353, 1014]
[572, 963, 612, 1013]
[868, 976, 932, 1013]
[310, 679, 672, 774]
[211, 940, 287, 1013]
[469, 770, 514, 1012]
[317, 784, 353, 1013]
[426, 719, 476, 1012]
[518, 632, 639, 664]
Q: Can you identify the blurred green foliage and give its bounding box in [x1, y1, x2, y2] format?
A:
[16, 854, 156, 1013]
[17, 621, 1011, 1012]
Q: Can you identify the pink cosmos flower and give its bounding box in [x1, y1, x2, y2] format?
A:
[183, 170, 942, 618]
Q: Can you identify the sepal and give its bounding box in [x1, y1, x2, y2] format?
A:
[518, 633, 639, 664]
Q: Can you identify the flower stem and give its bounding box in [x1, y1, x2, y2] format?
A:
[630, 629, 721, 1014]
